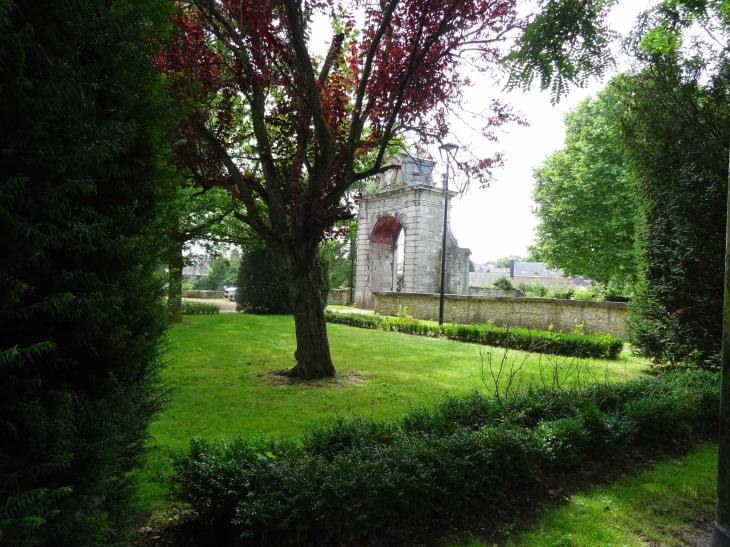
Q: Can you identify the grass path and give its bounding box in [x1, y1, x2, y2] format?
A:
[448, 443, 717, 546]
[139, 313, 650, 512]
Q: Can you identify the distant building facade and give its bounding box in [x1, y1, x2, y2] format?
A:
[469, 260, 591, 290]
[182, 262, 210, 279]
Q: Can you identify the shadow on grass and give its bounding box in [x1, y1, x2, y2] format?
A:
[444, 443, 717, 547]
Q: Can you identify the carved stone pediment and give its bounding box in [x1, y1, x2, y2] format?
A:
[373, 152, 436, 193]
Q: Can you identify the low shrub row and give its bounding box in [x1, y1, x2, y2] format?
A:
[182, 301, 220, 315]
[170, 371, 718, 545]
[325, 311, 624, 359]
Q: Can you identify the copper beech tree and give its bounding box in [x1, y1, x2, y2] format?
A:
[162, 0, 614, 379]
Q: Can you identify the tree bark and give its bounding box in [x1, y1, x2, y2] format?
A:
[284, 246, 336, 379]
[168, 241, 184, 323]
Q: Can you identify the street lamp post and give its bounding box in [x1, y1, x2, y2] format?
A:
[712, 149, 730, 547]
[438, 142, 458, 325]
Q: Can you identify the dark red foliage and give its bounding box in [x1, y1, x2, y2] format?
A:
[161, 0, 524, 246]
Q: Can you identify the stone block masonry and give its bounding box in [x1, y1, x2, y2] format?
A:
[327, 289, 352, 306]
[183, 289, 226, 299]
[373, 292, 628, 337]
[354, 151, 471, 309]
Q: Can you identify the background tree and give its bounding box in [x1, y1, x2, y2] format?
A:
[489, 255, 524, 268]
[0, 0, 172, 544]
[320, 221, 358, 292]
[532, 93, 639, 286]
[236, 245, 294, 314]
[162, 184, 239, 320]
[193, 250, 241, 290]
[611, 5, 730, 368]
[162, 0, 616, 379]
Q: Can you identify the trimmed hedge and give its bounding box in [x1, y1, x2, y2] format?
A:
[182, 301, 220, 315]
[170, 371, 718, 545]
[326, 311, 624, 359]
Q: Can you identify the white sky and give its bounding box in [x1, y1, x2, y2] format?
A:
[446, 0, 659, 263]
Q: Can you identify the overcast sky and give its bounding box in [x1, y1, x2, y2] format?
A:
[447, 0, 658, 263]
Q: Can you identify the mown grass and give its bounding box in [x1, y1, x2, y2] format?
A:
[139, 313, 650, 513]
[447, 443, 717, 547]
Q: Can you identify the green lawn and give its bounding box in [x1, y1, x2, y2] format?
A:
[325, 304, 360, 311]
[447, 443, 717, 546]
[139, 313, 650, 513]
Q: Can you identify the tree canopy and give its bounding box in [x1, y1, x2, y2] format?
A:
[161, 0, 621, 379]
[531, 0, 729, 365]
[618, 58, 730, 366]
[532, 93, 638, 286]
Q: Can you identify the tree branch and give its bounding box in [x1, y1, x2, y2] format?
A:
[190, 117, 271, 236]
[283, 0, 335, 170]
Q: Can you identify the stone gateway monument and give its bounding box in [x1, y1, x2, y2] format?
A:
[354, 151, 471, 309]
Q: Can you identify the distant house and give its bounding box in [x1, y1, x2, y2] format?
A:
[469, 266, 509, 287]
[182, 262, 210, 279]
[469, 261, 591, 290]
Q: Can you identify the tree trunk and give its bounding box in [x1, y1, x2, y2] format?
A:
[168, 241, 184, 322]
[285, 246, 336, 379]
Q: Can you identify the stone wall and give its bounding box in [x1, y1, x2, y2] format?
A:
[327, 289, 352, 306]
[373, 292, 628, 337]
[468, 286, 520, 297]
[183, 290, 226, 299]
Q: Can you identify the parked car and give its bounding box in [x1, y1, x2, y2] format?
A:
[224, 287, 237, 301]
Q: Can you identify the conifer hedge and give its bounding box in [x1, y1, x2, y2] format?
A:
[0, 1, 172, 544]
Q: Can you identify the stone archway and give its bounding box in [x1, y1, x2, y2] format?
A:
[369, 216, 403, 295]
[354, 151, 471, 309]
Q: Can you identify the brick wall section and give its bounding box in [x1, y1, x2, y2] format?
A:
[373, 292, 628, 337]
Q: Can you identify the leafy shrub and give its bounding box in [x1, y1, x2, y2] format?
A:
[533, 285, 549, 297]
[518, 283, 549, 297]
[493, 276, 513, 291]
[170, 371, 719, 544]
[182, 301, 220, 315]
[551, 288, 575, 299]
[571, 286, 605, 301]
[326, 312, 624, 359]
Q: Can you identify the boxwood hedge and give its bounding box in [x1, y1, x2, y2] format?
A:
[182, 301, 220, 315]
[325, 311, 624, 359]
[170, 371, 718, 545]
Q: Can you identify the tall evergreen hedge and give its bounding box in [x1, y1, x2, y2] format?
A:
[610, 55, 730, 367]
[236, 247, 293, 313]
[0, 1, 172, 544]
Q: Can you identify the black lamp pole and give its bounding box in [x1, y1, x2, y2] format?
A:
[712, 147, 730, 547]
[438, 143, 458, 325]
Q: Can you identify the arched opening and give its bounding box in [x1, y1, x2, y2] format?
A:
[370, 216, 403, 294]
[396, 229, 405, 292]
